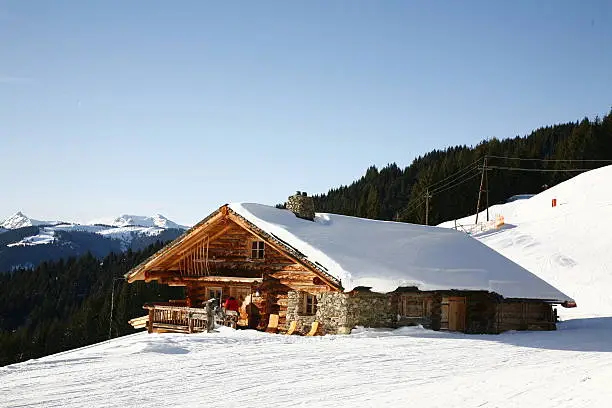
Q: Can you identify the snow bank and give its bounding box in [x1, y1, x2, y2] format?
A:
[229, 203, 572, 302]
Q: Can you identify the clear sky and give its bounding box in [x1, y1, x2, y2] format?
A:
[1, 1, 611, 226]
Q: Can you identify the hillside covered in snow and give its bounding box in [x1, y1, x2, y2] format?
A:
[439, 165, 612, 319]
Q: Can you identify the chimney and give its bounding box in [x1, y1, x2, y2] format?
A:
[286, 191, 315, 221]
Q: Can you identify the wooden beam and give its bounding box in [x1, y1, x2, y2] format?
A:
[161, 276, 263, 285]
[127, 210, 227, 282]
[159, 223, 234, 270]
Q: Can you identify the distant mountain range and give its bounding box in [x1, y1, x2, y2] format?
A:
[0, 212, 188, 272]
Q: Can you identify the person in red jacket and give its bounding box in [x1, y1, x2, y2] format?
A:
[223, 296, 240, 313]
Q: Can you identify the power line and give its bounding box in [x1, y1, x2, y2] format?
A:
[398, 170, 481, 221]
[486, 155, 612, 163]
[486, 165, 598, 172]
[429, 170, 481, 195]
[427, 157, 483, 189]
[397, 165, 482, 221]
[427, 165, 480, 195]
[397, 197, 426, 219]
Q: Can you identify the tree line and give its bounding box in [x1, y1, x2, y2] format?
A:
[312, 111, 612, 226]
[0, 242, 183, 366]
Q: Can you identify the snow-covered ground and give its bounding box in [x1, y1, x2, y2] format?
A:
[1, 321, 611, 408]
[2, 167, 611, 407]
[439, 164, 612, 319]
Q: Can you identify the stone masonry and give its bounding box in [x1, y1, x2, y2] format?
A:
[286, 290, 397, 335]
[286, 192, 315, 221]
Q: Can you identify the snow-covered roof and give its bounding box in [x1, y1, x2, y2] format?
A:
[229, 203, 573, 303]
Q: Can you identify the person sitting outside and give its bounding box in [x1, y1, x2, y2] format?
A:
[223, 296, 240, 313]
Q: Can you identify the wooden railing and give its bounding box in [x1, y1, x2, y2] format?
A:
[140, 303, 239, 333]
[144, 304, 211, 333]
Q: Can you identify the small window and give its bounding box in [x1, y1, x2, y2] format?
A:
[207, 287, 222, 308]
[304, 294, 317, 315]
[251, 241, 265, 259]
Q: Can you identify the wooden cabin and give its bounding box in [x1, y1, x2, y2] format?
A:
[126, 193, 575, 335]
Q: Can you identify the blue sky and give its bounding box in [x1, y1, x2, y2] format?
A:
[1, 1, 611, 225]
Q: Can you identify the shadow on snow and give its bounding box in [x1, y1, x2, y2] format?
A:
[379, 317, 612, 353]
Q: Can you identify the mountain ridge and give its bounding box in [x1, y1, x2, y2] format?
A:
[1, 211, 188, 230]
[0, 211, 188, 272]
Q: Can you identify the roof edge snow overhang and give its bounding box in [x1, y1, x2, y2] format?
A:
[385, 286, 576, 307]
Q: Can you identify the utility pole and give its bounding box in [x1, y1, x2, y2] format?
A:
[485, 159, 490, 222]
[425, 188, 431, 225]
[475, 156, 487, 224]
[109, 277, 125, 340]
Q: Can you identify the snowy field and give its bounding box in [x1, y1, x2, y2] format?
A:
[1, 322, 611, 408]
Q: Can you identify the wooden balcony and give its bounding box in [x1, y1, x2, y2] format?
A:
[129, 303, 239, 334]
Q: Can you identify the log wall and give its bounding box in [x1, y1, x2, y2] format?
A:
[163, 221, 334, 329]
[495, 301, 556, 332]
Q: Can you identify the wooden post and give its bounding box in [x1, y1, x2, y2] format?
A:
[485, 160, 490, 222]
[424, 189, 431, 225]
[475, 157, 487, 224]
[147, 308, 154, 334]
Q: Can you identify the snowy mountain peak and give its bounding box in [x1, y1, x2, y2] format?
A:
[89, 214, 185, 229]
[0, 211, 47, 229]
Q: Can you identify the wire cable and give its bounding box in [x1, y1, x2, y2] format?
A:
[426, 165, 481, 195]
[397, 197, 426, 219]
[427, 157, 483, 189]
[486, 165, 598, 172]
[430, 170, 482, 195]
[486, 155, 612, 163]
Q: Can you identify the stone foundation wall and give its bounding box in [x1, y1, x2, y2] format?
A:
[286, 290, 397, 335]
[286, 290, 549, 335]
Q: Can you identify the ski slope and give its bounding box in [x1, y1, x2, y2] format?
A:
[1, 322, 611, 408]
[439, 165, 612, 319]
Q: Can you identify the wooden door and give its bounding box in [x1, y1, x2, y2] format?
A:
[448, 297, 466, 332]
